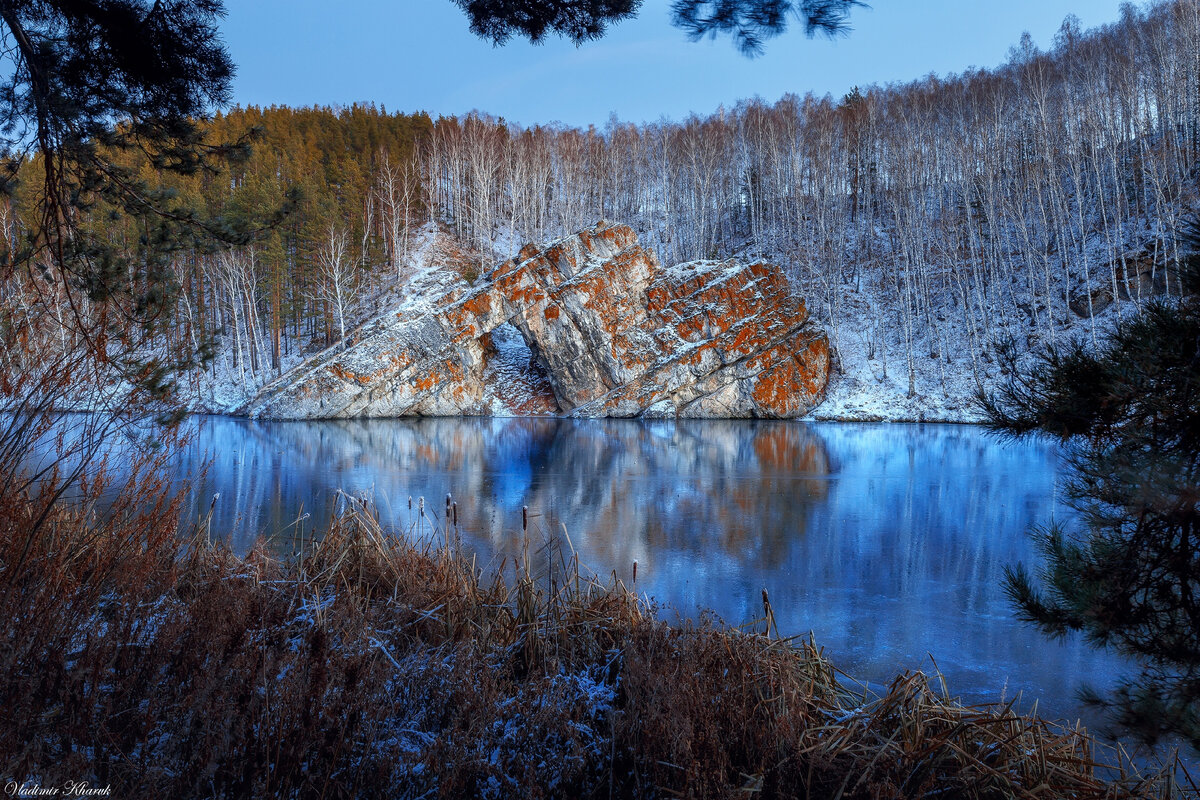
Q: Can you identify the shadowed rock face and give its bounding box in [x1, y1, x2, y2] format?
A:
[241, 221, 830, 419]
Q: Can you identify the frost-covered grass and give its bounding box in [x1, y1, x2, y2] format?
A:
[0, 467, 1188, 799]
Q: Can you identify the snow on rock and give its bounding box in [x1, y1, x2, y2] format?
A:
[239, 221, 830, 419]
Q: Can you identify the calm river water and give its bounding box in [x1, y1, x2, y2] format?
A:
[168, 415, 1122, 729]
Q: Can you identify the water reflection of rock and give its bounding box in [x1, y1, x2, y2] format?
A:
[502, 419, 832, 573]
[172, 417, 1128, 728]
[181, 416, 833, 577]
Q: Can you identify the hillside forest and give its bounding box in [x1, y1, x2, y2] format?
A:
[3, 0, 1198, 418]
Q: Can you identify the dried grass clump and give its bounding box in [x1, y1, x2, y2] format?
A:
[0, 483, 1192, 799]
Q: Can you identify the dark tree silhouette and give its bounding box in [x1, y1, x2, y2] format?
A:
[452, 0, 864, 52]
[451, 0, 641, 44]
[672, 0, 864, 54]
[0, 0, 282, 536]
[979, 224, 1200, 751]
[0, 1, 287, 402]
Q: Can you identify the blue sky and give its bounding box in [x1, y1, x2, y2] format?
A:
[222, 0, 1129, 128]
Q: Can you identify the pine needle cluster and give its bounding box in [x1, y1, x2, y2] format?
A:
[980, 219, 1200, 751]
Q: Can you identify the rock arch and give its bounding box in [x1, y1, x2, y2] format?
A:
[241, 222, 830, 419]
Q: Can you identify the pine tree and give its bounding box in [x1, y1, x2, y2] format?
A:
[979, 221, 1200, 751]
[0, 1, 297, 407]
[453, 0, 863, 53]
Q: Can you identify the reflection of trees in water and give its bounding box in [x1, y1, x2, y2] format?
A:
[175, 417, 1047, 600]
[176, 418, 1044, 608]
[175, 415, 1046, 631]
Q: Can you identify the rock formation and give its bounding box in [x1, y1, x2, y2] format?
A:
[1069, 249, 1169, 318]
[240, 221, 829, 419]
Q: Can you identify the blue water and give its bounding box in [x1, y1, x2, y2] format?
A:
[163, 416, 1122, 729]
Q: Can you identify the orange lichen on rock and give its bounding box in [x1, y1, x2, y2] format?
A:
[461, 292, 492, 316]
[414, 371, 439, 393]
[241, 221, 829, 420]
[330, 364, 372, 385]
[752, 358, 806, 417]
[798, 338, 831, 395]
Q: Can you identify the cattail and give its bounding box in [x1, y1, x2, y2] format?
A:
[632, 560, 637, 582]
[407, 496, 412, 510]
[762, 588, 776, 637]
[522, 505, 528, 532]
[418, 496, 424, 515]
[445, 493, 452, 522]
[452, 502, 458, 526]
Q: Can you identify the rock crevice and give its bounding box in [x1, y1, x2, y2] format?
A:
[240, 222, 830, 419]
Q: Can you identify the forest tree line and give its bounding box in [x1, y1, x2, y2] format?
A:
[2, 0, 1198, 399]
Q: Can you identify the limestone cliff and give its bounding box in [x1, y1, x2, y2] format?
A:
[239, 222, 829, 419]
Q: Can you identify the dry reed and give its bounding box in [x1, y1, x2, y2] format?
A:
[0, 481, 1193, 799]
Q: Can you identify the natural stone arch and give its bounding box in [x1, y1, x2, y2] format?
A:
[241, 221, 830, 420]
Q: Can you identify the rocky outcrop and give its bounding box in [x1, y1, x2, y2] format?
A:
[1069, 250, 1170, 318]
[240, 221, 829, 419]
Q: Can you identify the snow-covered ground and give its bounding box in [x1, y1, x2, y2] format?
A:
[802, 280, 1131, 423]
[810, 273, 1155, 422]
[179, 221, 1149, 423]
[811, 342, 986, 423]
[186, 223, 452, 415]
[804, 284, 1000, 423]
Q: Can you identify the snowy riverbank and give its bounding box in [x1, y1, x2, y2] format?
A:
[168, 222, 1147, 425]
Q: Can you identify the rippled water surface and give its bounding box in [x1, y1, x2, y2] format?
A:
[166, 415, 1123, 727]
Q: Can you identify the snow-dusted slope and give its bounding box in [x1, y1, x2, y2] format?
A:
[233, 222, 830, 420]
[184, 219, 1158, 423]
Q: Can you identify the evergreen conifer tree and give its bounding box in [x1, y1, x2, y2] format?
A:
[979, 222, 1200, 751]
[453, 0, 863, 53]
[0, 1, 290, 407]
